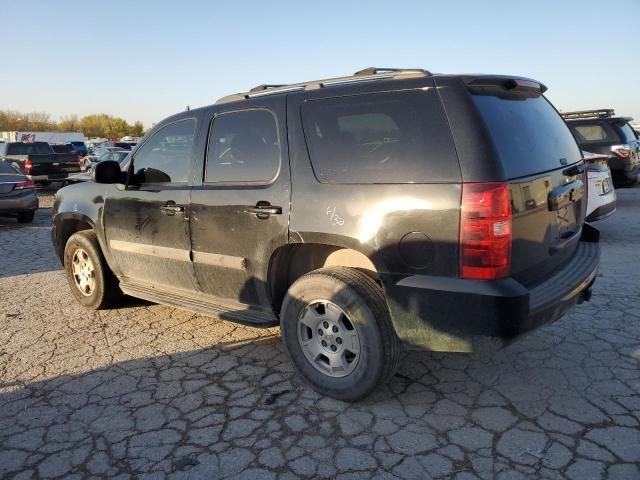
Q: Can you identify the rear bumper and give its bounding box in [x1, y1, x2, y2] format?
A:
[0, 192, 39, 214]
[27, 172, 76, 182]
[382, 225, 600, 352]
[586, 199, 616, 222]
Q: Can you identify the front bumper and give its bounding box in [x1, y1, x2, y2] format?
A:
[381, 225, 600, 352]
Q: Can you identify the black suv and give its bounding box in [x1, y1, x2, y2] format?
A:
[562, 109, 640, 187]
[52, 68, 600, 401]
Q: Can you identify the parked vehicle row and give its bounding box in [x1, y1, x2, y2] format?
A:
[52, 67, 601, 400]
[562, 109, 640, 187]
[0, 141, 81, 184]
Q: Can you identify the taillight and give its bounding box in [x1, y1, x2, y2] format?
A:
[14, 180, 35, 190]
[460, 182, 512, 280]
[24, 159, 33, 172]
[611, 145, 630, 159]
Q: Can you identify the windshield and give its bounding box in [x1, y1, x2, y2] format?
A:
[472, 93, 581, 178]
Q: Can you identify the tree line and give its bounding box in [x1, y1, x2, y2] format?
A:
[0, 110, 145, 139]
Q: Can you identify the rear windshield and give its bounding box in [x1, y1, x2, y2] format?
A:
[69, 141, 85, 146]
[301, 89, 459, 183]
[51, 145, 74, 153]
[472, 93, 581, 179]
[0, 162, 18, 174]
[569, 121, 618, 144]
[619, 122, 638, 143]
[6, 142, 52, 155]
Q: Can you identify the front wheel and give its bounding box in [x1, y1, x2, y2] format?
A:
[64, 230, 122, 309]
[280, 267, 401, 401]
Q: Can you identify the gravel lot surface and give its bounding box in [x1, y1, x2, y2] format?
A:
[0, 188, 639, 479]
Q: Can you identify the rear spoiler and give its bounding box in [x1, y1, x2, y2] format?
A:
[465, 76, 547, 94]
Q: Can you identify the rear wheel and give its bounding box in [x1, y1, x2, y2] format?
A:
[17, 211, 35, 223]
[64, 230, 122, 309]
[280, 267, 401, 401]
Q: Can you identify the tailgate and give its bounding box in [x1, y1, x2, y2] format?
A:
[509, 164, 586, 285]
[470, 85, 586, 286]
[29, 153, 80, 175]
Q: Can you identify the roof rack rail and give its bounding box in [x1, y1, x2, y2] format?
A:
[216, 67, 431, 104]
[353, 67, 431, 76]
[249, 84, 286, 93]
[561, 109, 615, 120]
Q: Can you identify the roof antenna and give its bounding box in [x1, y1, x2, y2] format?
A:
[185, 105, 190, 111]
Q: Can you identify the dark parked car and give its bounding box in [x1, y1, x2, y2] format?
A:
[51, 143, 81, 159]
[0, 141, 81, 184]
[0, 161, 38, 223]
[67, 141, 88, 157]
[52, 67, 599, 400]
[563, 109, 640, 187]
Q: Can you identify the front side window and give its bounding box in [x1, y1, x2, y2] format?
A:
[132, 119, 195, 184]
[301, 90, 459, 184]
[206, 109, 280, 183]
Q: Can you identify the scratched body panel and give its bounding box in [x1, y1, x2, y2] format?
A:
[103, 188, 198, 291]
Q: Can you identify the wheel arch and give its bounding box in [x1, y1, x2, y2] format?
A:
[53, 213, 96, 263]
[267, 242, 378, 315]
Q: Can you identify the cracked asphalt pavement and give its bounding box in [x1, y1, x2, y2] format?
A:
[0, 188, 639, 479]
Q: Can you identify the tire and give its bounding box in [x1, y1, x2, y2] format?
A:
[280, 266, 401, 401]
[17, 211, 35, 223]
[64, 230, 122, 309]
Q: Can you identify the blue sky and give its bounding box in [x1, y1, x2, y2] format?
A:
[2, 0, 639, 127]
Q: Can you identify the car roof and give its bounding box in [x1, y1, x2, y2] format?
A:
[214, 67, 546, 106]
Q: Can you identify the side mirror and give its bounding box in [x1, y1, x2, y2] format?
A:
[91, 160, 122, 184]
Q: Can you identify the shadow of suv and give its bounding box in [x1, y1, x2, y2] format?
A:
[51, 67, 600, 401]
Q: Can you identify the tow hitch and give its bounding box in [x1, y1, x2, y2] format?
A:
[578, 287, 593, 304]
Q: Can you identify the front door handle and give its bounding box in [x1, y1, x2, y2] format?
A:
[160, 202, 185, 216]
[245, 203, 282, 218]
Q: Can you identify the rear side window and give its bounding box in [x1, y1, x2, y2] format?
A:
[472, 94, 581, 178]
[618, 122, 638, 142]
[206, 109, 280, 183]
[301, 90, 459, 184]
[570, 122, 617, 143]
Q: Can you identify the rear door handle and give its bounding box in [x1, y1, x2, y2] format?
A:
[160, 203, 185, 216]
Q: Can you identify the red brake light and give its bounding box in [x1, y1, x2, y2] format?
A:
[24, 159, 33, 172]
[460, 182, 512, 280]
[14, 180, 35, 190]
[611, 145, 630, 159]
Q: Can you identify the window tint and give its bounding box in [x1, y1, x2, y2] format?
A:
[301, 90, 458, 184]
[206, 109, 280, 183]
[619, 123, 638, 143]
[133, 119, 195, 184]
[472, 94, 581, 178]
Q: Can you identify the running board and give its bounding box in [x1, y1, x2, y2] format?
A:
[120, 280, 278, 327]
